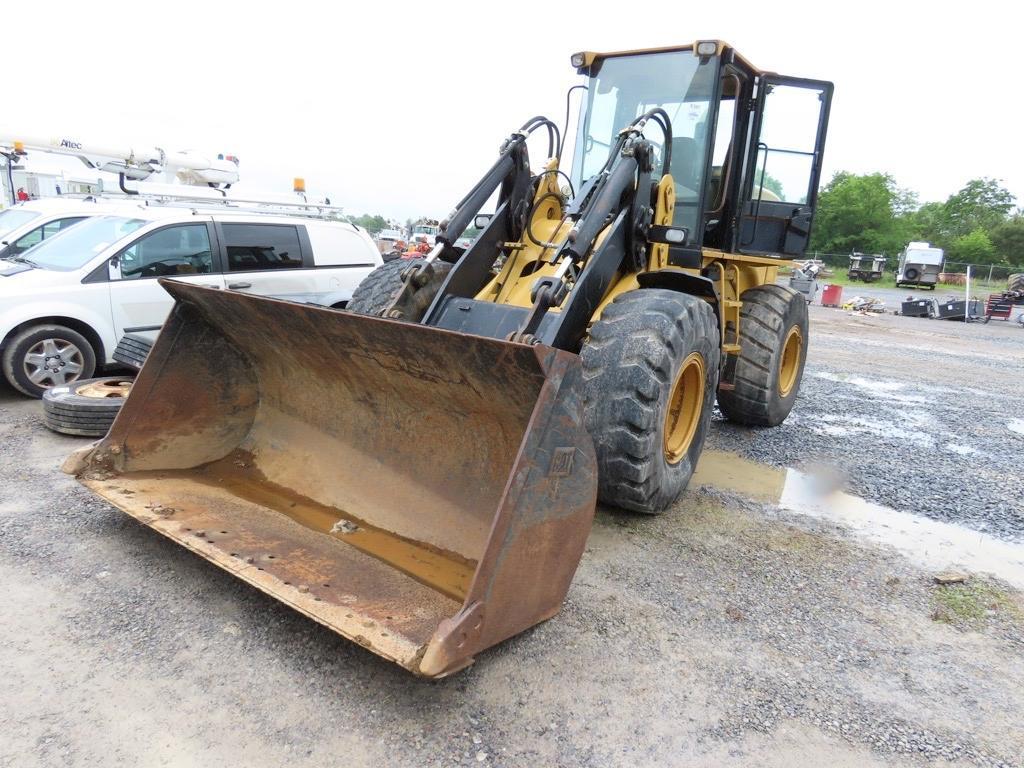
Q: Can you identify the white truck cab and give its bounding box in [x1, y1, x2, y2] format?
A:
[409, 222, 440, 244]
[1, 199, 380, 397]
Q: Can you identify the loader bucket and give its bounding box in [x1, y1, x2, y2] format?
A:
[67, 280, 597, 677]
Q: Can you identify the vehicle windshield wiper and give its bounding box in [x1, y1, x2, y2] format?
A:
[2, 254, 40, 267]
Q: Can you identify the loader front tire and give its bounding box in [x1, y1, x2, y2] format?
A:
[581, 289, 720, 514]
[347, 258, 452, 321]
[717, 285, 808, 427]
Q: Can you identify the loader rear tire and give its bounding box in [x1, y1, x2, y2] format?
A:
[1009, 273, 1024, 293]
[717, 285, 808, 427]
[347, 258, 452, 321]
[581, 289, 720, 514]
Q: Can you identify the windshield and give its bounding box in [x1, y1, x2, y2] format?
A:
[21, 215, 147, 271]
[0, 208, 41, 241]
[572, 50, 717, 238]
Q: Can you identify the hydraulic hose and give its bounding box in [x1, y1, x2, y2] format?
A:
[519, 116, 561, 160]
[628, 108, 673, 175]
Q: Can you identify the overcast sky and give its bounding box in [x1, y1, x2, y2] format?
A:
[6, 0, 1021, 220]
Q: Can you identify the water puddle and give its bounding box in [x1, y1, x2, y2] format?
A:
[694, 450, 1024, 589]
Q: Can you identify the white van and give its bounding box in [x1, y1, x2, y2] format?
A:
[0, 200, 381, 396]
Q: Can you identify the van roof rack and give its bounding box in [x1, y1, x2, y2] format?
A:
[64, 181, 357, 226]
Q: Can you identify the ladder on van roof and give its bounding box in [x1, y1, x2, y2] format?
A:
[71, 180, 357, 225]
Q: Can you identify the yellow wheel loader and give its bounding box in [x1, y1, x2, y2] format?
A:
[68, 41, 832, 677]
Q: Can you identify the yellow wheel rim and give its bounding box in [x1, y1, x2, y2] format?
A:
[778, 326, 803, 398]
[664, 353, 705, 465]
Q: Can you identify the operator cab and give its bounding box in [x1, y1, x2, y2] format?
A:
[570, 42, 832, 263]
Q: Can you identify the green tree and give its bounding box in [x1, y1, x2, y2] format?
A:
[351, 213, 389, 234]
[947, 228, 996, 265]
[939, 178, 1015, 240]
[892, 185, 919, 217]
[989, 216, 1024, 266]
[810, 171, 913, 255]
[907, 201, 946, 245]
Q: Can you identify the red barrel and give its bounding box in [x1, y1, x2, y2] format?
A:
[821, 284, 842, 307]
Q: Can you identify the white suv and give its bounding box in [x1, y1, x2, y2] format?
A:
[1, 199, 381, 396]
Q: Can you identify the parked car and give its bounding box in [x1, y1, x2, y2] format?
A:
[0, 197, 139, 259]
[1, 202, 381, 397]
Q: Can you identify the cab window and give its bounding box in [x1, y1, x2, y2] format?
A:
[116, 224, 213, 280]
[751, 84, 824, 204]
[573, 50, 718, 243]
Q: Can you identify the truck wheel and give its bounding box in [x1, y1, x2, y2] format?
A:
[347, 258, 452, 320]
[2, 324, 97, 399]
[580, 289, 720, 514]
[42, 377, 132, 437]
[717, 285, 808, 427]
[904, 267, 920, 281]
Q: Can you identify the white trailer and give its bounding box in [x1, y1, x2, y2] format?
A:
[896, 241, 944, 289]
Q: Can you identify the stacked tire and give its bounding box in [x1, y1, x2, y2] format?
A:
[42, 378, 133, 437]
[1010, 274, 1024, 303]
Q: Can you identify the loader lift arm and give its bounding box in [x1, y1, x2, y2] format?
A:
[382, 117, 552, 319]
[409, 109, 677, 351]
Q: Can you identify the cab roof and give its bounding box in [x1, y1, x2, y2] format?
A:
[572, 41, 761, 77]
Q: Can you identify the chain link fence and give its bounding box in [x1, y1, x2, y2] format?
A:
[806, 252, 1021, 288]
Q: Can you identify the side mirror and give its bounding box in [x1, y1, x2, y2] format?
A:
[473, 214, 492, 230]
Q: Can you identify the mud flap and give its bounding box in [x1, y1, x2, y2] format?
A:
[69, 280, 597, 677]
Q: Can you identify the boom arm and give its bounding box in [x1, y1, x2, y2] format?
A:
[414, 111, 675, 352]
[381, 119, 545, 319]
[0, 132, 240, 187]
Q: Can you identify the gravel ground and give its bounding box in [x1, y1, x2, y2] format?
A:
[1, 307, 1023, 767]
[711, 305, 1024, 541]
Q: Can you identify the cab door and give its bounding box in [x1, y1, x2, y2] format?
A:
[737, 76, 832, 257]
[108, 220, 225, 342]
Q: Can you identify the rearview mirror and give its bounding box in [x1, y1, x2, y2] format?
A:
[474, 214, 492, 229]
